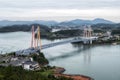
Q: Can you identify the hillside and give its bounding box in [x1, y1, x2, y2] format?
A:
[0, 20, 58, 27]
[0, 24, 51, 38]
[58, 18, 115, 27]
[91, 23, 120, 30]
[0, 18, 116, 27]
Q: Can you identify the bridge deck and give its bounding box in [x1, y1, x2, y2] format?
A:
[15, 37, 97, 55]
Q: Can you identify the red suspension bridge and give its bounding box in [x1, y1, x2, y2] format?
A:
[16, 25, 97, 55]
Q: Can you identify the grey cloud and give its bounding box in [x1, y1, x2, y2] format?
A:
[0, 0, 120, 9]
[0, 0, 120, 22]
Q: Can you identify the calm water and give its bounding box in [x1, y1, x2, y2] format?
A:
[0, 32, 120, 80]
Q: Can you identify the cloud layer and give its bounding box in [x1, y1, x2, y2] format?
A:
[0, 0, 120, 22]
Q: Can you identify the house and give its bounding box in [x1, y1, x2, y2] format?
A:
[23, 61, 40, 70]
[1, 57, 11, 63]
[11, 57, 18, 61]
[9, 57, 31, 66]
[9, 60, 24, 66]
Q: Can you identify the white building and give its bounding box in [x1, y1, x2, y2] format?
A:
[23, 61, 40, 70]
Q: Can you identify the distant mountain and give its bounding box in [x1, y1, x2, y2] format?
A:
[58, 18, 115, 27]
[0, 18, 116, 27]
[92, 18, 114, 24]
[0, 20, 58, 27]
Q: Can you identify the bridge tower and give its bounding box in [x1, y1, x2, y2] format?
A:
[83, 25, 93, 44]
[83, 25, 92, 38]
[36, 26, 42, 50]
[31, 26, 35, 48]
[31, 26, 42, 50]
[83, 26, 88, 37]
[88, 25, 92, 38]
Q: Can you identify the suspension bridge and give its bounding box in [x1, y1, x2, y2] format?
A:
[16, 25, 97, 55]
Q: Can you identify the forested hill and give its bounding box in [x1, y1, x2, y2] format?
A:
[0, 24, 51, 37]
[91, 23, 120, 30]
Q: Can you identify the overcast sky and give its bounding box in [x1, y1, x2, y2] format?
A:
[0, 0, 120, 22]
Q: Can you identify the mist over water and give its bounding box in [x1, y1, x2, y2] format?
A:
[0, 32, 120, 80]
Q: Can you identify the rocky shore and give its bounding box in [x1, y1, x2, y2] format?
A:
[53, 67, 93, 80]
[54, 74, 93, 80]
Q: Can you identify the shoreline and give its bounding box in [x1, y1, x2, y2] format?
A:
[0, 52, 94, 80]
[53, 67, 93, 80]
[54, 74, 93, 80]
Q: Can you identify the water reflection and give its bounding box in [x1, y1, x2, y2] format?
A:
[73, 44, 92, 64]
[49, 43, 93, 64]
[83, 46, 91, 64]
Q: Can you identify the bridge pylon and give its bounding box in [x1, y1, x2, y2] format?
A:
[83, 25, 93, 38]
[83, 25, 93, 44]
[36, 26, 42, 50]
[31, 25, 35, 48]
[31, 26, 42, 50]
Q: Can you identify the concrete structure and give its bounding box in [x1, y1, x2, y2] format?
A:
[83, 25, 93, 38]
[15, 25, 97, 55]
[15, 36, 97, 55]
[9, 57, 31, 66]
[0, 54, 40, 70]
[23, 61, 39, 70]
[83, 25, 93, 44]
[31, 26, 42, 49]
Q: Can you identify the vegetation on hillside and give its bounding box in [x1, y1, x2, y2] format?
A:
[0, 66, 72, 80]
[30, 52, 49, 65]
[49, 29, 83, 39]
[0, 23, 120, 39]
[0, 24, 51, 38]
[111, 29, 120, 35]
[91, 23, 120, 30]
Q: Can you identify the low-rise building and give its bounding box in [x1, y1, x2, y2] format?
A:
[23, 61, 40, 70]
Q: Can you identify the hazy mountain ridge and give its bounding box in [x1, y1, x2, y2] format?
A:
[0, 18, 116, 27]
[58, 18, 115, 27]
[0, 20, 58, 27]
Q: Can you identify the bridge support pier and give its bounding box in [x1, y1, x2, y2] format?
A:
[83, 39, 92, 45]
[83, 40, 88, 44]
[90, 39, 92, 44]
